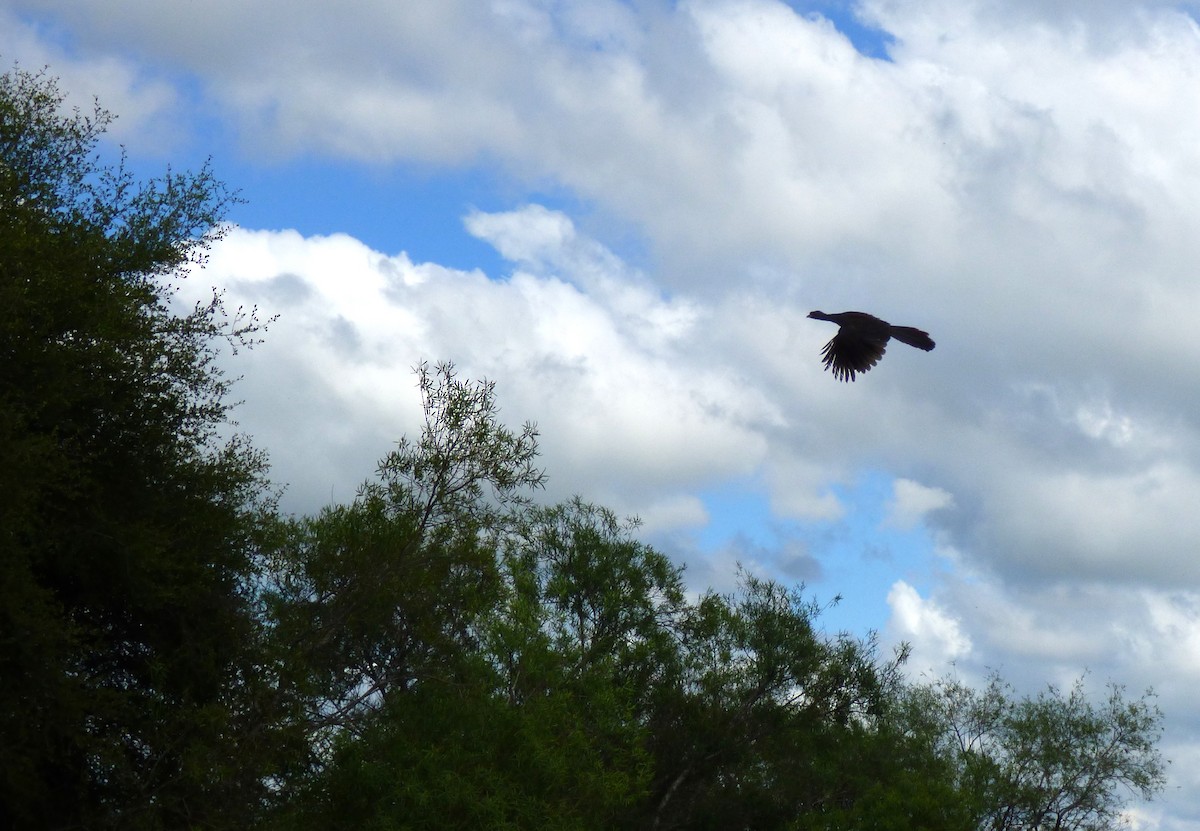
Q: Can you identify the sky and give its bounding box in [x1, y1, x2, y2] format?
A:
[5, 0, 1200, 824]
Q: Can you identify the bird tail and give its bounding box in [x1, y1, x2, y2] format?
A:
[889, 326, 935, 351]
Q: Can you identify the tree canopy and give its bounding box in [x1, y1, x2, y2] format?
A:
[2, 64, 1168, 831]
[900, 674, 1166, 831]
[1, 64, 283, 830]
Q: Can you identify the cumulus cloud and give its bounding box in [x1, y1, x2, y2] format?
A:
[884, 478, 954, 529]
[25, 0, 1199, 609]
[978, 461, 1200, 585]
[184, 209, 785, 519]
[0, 6, 182, 153]
[886, 581, 972, 674]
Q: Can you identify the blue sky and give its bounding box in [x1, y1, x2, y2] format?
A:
[6, 1, 1200, 824]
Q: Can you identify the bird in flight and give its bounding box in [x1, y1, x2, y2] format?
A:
[807, 310, 935, 381]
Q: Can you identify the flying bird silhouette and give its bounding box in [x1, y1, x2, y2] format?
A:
[807, 310, 935, 382]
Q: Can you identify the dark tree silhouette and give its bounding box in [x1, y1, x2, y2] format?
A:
[808, 310, 935, 381]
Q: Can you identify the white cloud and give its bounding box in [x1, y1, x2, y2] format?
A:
[886, 581, 972, 674]
[0, 7, 181, 153]
[978, 461, 1200, 585]
[77, 0, 1200, 600]
[627, 493, 710, 536]
[1139, 592, 1200, 683]
[884, 478, 954, 529]
[186, 211, 785, 516]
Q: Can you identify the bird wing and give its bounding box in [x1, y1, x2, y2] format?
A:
[820, 331, 888, 382]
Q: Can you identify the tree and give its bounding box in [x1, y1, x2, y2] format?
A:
[260, 360, 987, 831]
[262, 362, 545, 751]
[1, 64, 285, 829]
[901, 674, 1167, 831]
[634, 575, 971, 831]
[265, 369, 974, 828]
[274, 498, 667, 830]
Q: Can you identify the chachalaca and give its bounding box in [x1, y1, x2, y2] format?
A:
[807, 310, 935, 381]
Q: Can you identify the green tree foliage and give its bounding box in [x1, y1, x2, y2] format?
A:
[1, 64, 285, 829]
[266, 363, 1166, 831]
[266, 365, 975, 830]
[902, 674, 1166, 831]
[274, 498, 663, 830]
[637, 576, 971, 831]
[262, 362, 545, 752]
